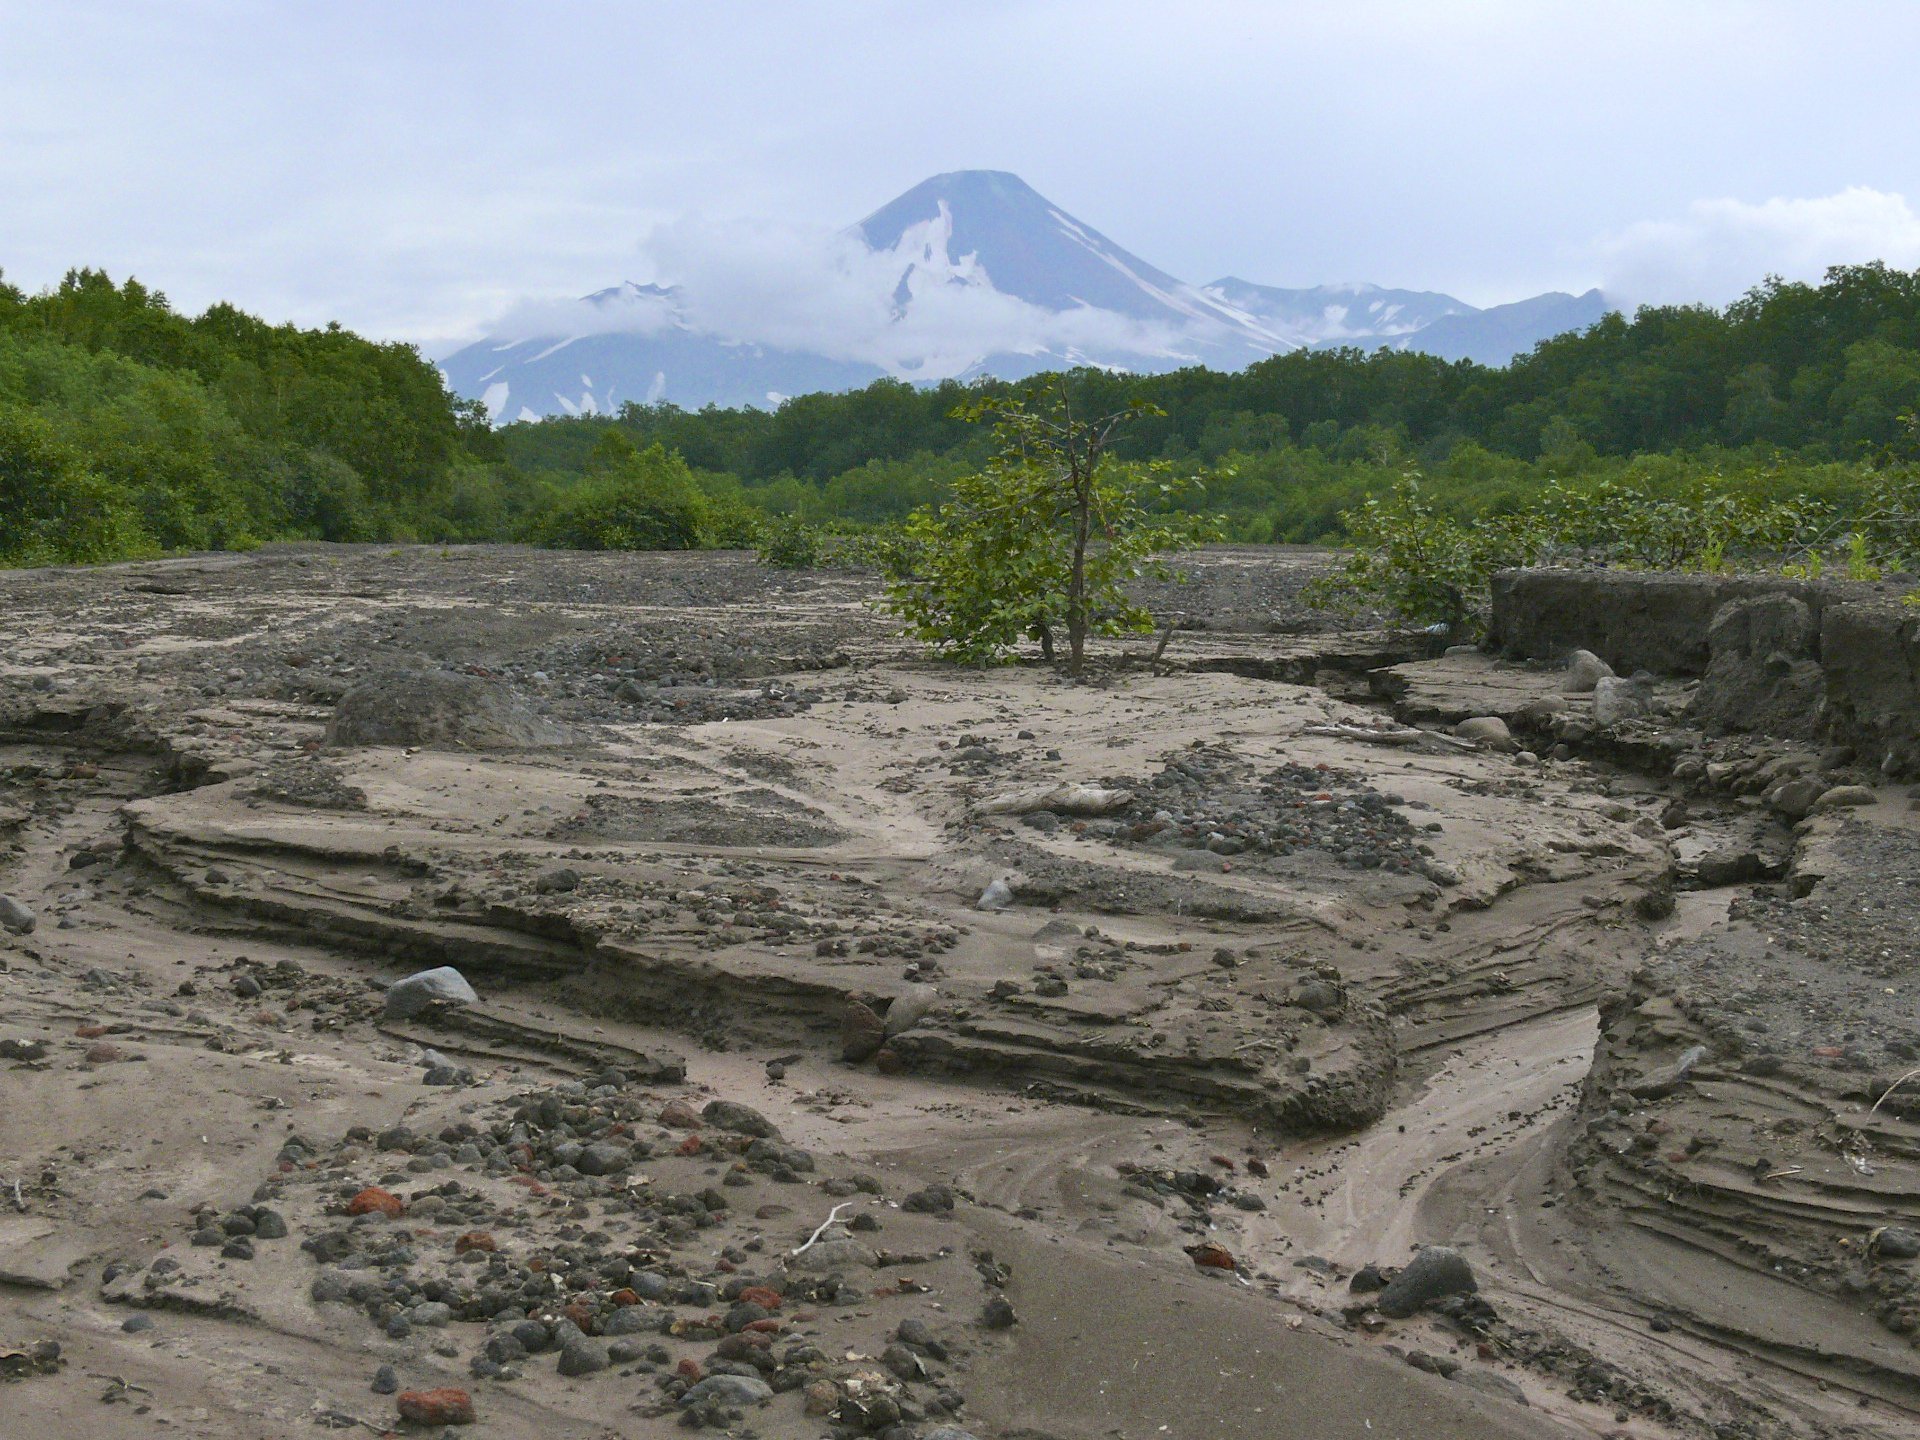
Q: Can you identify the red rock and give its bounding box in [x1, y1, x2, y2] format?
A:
[1209, 1154, 1236, 1170]
[714, 1256, 736, 1273]
[75, 1024, 108, 1039]
[676, 1358, 704, 1381]
[347, 1186, 405, 1219]
[658, 1098, 702, 1129]
[1188, 1242, 1236, 1271]
[610, 1287, 639, 1307]
[873, 1046, 906, 1076]
[396, 1388, 474, 1425]
[453, 1231, 496, 1255]
[1811, 1045, 1843, 1058]
[745, 1317, 782, 1333]
[677, 1134, 704, 1156]
[84, 1043, 124, 1064]
[563, 1301, 595, 1332]
[737, 1285, 782, 1310]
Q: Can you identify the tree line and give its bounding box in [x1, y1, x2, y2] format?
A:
[4, 261, 1919, 566]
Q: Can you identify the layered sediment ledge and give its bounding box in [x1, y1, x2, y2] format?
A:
[1489, 566, 1920, 772]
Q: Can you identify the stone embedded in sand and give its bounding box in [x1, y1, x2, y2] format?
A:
[382, 965, 479, 1020]
[1873, 1227, 1920, 1259]
[840, 1000, 886, 1062]
[452, 1231, 495, 1255]
[576, 1141, 632, 1176]
[976, 782, 1132, 817]
[395, 1387, 474, 1425]
[1375, 1246, 1477, 1317]
[976, 878, 1014, 912]
[657, 1098, 701, 1129]
[347, 1186, 405, 1219]
[1564, 649, 1614, 694]
[1591, 675, 1653, 727]
[1453, 716, 1517, 752]
[0, 894, 35, 934]
[1187, 1241, 1236, 1270]
[1810, 784, 1875, 813]
[1767, 775, 1828, 822]
[883, 984, 939, 1039]
[702, 1099, 780, 1139]
[682, 1373, 774, 1406]
[326, 668, 569, 751]
[556, 1334, 610, 1376]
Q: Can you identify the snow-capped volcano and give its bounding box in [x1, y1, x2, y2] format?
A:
[439, 171, 1610, 420]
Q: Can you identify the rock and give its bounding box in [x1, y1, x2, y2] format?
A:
[370, 1364, 398, 1394]
[787, 1237, 878, 1273]
[702, 1099, 780, 1139]
[883, 984, 939, 1039]
[1810, 784, 1876, 813]
[976, 878, 1014, 912]
[979, 1296, 1018, 1329]
[347, 1186, 405, 1219]
[576, 1142, 631, 1176]
[657, 1098, 702, 1128]
[1591, 676, 1652, 727]
[924, 1430, 983, 1440]
[1376, 1246, 1477, 1317]
[1767, 776, 1828, 822]
[534, 865, 580, 893]
[1691, 593, 1824, 737]
[1186, 1242, 1236, 1271]
[1873, 1226, 1920, 1260]
[395, 1387, 475, 1425]
[1289, 978, 1343, 1016]
[0, 1037, 47, 1061]
[1564, 649, 1614, 694]
[681, 1373, 774, 1406]
[121, 1313, 155, 1333]
[976, 783, 1132, 817]
[328, 669, 569, 751]
[556, 1335, 610, 1376]
[901, 1184, 955, 1214]
[383, 966, 479, 1020]
[0, 895, 35, 935]
[1629, 1044, 1707, 1100]
[841, 1000, 887, 1062]
[1453, 717, 1516, 752]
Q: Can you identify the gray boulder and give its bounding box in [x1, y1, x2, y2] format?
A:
[1376, 1246, 1477, 1317]
[1453, 716, 1516, 752]
[681, 1374, 773, 1406]
[702, 1099, 780, 1139]
[327, 669, 570, 751]
[0, 895, 35, 935]
[383, 965, 479, 1020]
[1591, 675, 1652, 726]
[1564, 649, 1614, 694]
[883, 984, 940, 1039]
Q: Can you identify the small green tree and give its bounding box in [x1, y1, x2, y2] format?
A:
[884, 384, 1217, 672]
[527, 432, 708, 551]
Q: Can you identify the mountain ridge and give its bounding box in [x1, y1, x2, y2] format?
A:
[439, 170, 1614, 420]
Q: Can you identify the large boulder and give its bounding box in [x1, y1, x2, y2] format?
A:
[383, 966, 479, 1020]
[1689, 594, 1825, 738]
[1376, 1246, 1477, 1317]
[327, 669, 570, 751]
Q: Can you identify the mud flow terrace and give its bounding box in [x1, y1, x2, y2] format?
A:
[2, 544, 1918, 1440]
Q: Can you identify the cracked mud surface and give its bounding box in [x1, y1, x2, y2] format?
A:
[1, 543, 1916, 1439]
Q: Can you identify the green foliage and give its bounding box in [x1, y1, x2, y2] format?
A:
[0, 401, 152, 564]
[883, 388, 1219, 667]
[525, 434, 708, 551]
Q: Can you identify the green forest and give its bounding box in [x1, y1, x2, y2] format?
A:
[4, 261, 1920, 568]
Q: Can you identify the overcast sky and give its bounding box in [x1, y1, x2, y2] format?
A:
[5, 0, 1920, 351]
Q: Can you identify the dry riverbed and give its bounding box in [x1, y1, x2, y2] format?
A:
[0, 544, 1914, 1440]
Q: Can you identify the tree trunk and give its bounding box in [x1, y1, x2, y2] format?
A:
[1066, 470, 1091, 676]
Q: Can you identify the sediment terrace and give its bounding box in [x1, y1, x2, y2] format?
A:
[0, 545, 1915, 1440]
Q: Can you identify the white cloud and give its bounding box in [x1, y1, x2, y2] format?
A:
[476, 206, 1201, 381]
[1596, 187, 1920, 308]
